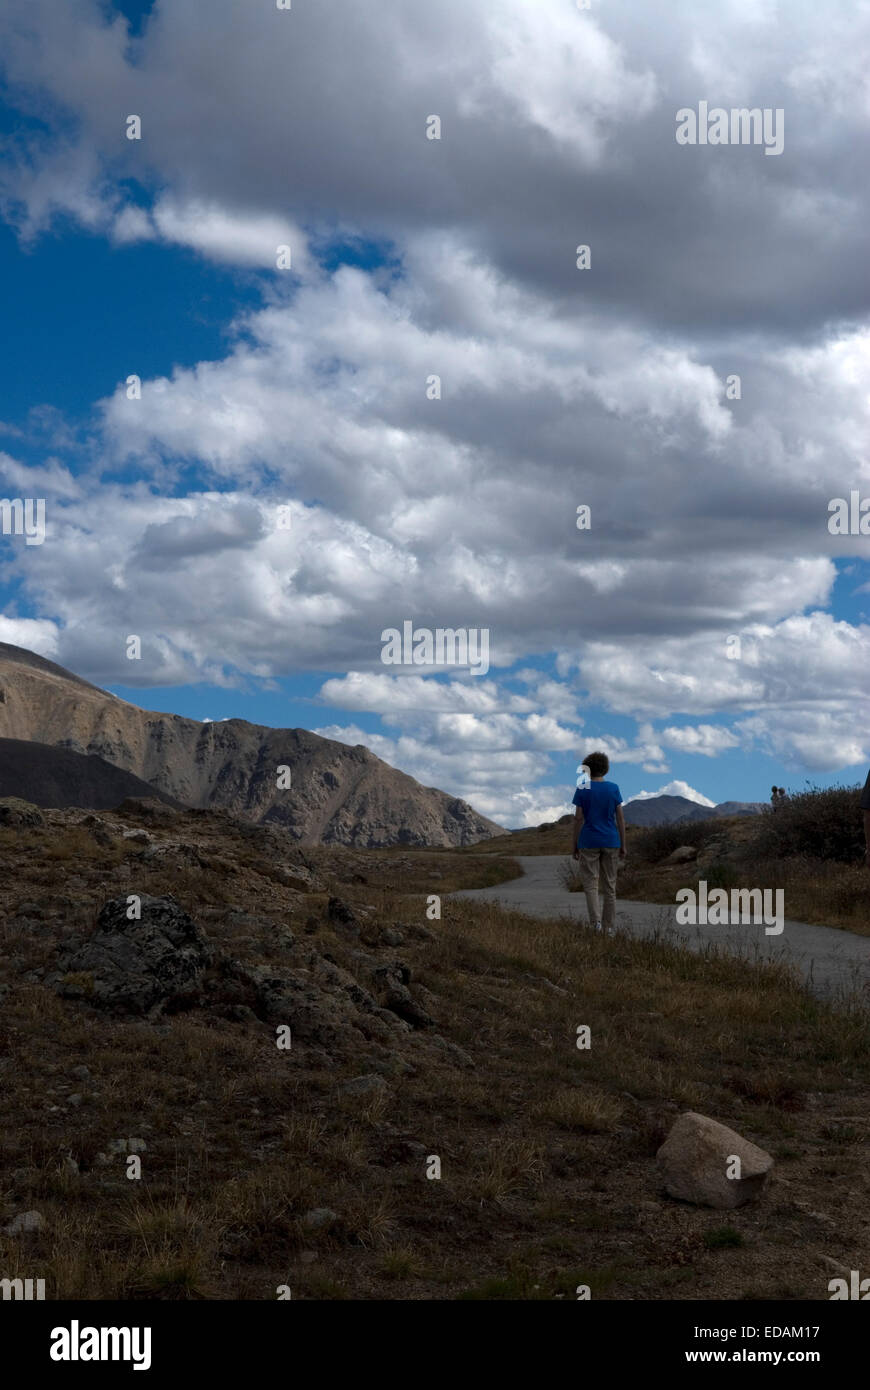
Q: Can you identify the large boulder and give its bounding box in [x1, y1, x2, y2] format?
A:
[656, 1111, 773, 1209]
[49, 894, 212, 1014]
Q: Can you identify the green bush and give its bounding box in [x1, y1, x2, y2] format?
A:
[752, 785, 864, 862]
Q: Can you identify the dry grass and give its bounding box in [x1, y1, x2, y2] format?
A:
[2, 809, 870, 1300]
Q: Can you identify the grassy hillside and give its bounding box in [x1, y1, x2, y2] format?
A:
[1, 798, 869, 1301]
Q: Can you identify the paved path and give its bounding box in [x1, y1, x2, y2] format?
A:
[453, 855, 870, 1003]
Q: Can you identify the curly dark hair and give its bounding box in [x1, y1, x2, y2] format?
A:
[583, 751, 610, 779]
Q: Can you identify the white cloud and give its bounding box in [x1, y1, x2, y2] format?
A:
[0, 0, 869, 817]
[659, 723, 741, 756]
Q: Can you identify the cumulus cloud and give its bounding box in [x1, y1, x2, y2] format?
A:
[0, 0, 869, 822]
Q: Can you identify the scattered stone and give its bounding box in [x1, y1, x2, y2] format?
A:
[299, 1250, 318, 1265]
[4, 1209, 45, 1235]
[377, 1132, 428, 1165]
[429, 1034, 475, 1069]
[114, 797, 180, 825]
[371, 964, 435, 1029]
[221, 1003, 259, 1024]
[327, 897, 361, 936]
[68, 1093, 83, 1108]
[301, 1208, 338, 1230]
[0, 798, 44, 827]
[304, 1048, 334, 1069]
[48, 894, 212, 1015]
[339, 1074, 388, 1097]
[108, 1137, 148, 1155]
[662, 845, 698, 865]
[70, 1065, 91, 1081]
[140, 842, 204, 868]
[656, 1111, 773, 1209]
[402, 924, 437, 943]
[381, 928, 405, 947]
[275, 865, 320, 892]
[227, 950, 406, 1047]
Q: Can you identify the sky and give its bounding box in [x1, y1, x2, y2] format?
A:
[0, 0, 868, 828]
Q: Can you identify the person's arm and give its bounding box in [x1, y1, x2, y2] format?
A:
[616, 804, 626, 859]
[572, 804, 583, 858]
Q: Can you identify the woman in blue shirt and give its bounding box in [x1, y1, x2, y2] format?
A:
[571, 751, 626, 933]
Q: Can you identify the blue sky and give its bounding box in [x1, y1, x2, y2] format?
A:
[1, 0, 869, 827]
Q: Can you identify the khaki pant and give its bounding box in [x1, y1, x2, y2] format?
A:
[577, 848, 619, 931]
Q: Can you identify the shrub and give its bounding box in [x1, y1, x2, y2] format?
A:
[752, 784, 864, 862]
[629, 817, 724, 865]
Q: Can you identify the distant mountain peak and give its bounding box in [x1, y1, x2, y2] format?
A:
[622, 793, 765, 827]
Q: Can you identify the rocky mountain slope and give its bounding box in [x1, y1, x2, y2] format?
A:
[0, 738, 183, 811]
[0, 644, 501, 847]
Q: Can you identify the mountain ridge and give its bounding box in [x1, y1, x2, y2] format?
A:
[0, 644, 502, 847]
[623, 793, 766, 827]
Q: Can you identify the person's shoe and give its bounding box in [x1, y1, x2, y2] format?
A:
[592, 920, 602, 931]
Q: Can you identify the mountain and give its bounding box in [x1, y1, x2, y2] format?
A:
[623, 794, 766, 827]
[0, 737, 183, 810]
[0, 644, 502, 847]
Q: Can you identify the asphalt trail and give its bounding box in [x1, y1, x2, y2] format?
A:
[453, 855, 870, 1002]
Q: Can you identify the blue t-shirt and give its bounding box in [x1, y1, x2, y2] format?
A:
[572, 780, 622, 848]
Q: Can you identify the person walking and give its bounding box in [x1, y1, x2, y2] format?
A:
[571, 751, 626, 932]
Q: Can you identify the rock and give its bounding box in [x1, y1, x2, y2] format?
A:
[220, 1003, 259, 1024]
[377, 1132, 428, 1164]
[402, 924, 437, 943]
[114, 797, 180, 825]
[299, 1250, 318, 1264]
[140, 842, 204, 868]
[70, 1065, 91, 1081]
[662, 845, 698, 865]
[121, 829, 153, 845]
[0, 798, 44, 827]
[301, 1208, 338, 1230]
[327, 897, 361, 936]
[68, 1093, 83, 1107]
[656, 1111, 773, 1209]
[372, 968, 435, 1029]
[429, 1034, 475, 1069]
[339, 1074, 388, 1097]
[4, 1209, 45, 1235]
[305, 1048, 334, 1069]
[227, 951, 407, 1047]
[381, 928, 405, 947]
[48, 895, 212, 1015]
[108, 1137, 148, 1155]
[275, 865, 320, 892]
